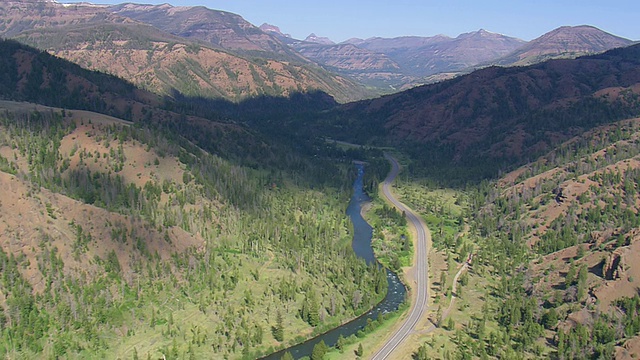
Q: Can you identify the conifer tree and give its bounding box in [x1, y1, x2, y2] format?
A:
[311, 340, 328, 360]
[274, 310, 284, 342]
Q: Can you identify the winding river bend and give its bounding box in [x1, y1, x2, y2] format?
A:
[260, 163, 407, 360]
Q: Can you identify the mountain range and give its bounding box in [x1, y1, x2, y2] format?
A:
[266, 23, 634, 91]
[0, 1, 634, 101]
[0, 1, 371, 102]
[495, 25, 634, 66]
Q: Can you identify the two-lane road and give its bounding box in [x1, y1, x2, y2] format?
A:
[371, 154, 430, 360]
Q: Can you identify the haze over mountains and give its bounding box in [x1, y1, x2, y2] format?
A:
[263, 21, 634, 91]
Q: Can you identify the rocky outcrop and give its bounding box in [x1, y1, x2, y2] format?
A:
[603, 252, 623, 280]
[109, 3, 293, 55]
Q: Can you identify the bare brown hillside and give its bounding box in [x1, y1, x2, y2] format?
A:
[0, 39, 277, 166]
[0, 1, 371, 102]
[0, 103, 205, 295]
[52, 40, 360, 101]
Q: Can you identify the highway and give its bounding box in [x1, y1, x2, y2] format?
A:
[371, 153, 430, 360]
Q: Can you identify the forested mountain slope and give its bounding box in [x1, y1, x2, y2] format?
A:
[0, 103, 385, 359]
[321, 44, 640, 180]
[440, 116, 640, 359]
[0, 39, 276, 163]
[0, 35, 393, 358]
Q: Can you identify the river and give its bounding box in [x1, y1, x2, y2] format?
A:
[260, 163, 407, 360]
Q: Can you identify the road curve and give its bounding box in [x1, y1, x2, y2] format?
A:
[371, 153, 430, 360]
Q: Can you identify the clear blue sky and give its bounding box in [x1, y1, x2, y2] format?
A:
[64, 0, 639, 42]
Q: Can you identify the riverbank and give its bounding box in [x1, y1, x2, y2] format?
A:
[259, 163, 406, 359]
[365, 154, 432, 359]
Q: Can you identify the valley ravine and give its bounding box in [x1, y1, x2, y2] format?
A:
[370, 154, 431, 359]
[259, 162, 406, 359]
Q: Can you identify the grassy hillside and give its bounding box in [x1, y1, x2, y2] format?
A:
[405, 116, 640, 359]
[0, 101, 388, 359]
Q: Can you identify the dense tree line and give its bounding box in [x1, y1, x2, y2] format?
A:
[0, 40, 140, 120]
